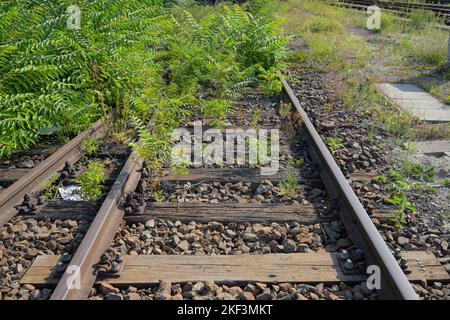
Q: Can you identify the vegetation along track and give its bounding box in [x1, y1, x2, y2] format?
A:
[10, 77, 446, 300]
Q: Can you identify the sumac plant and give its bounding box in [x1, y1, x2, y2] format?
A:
[0, 1, 288, 162]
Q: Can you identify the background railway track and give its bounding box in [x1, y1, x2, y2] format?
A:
[333, 0, 450, 26]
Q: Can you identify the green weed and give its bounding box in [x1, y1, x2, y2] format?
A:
[152, 190, 165, 202]
[76, 161, 105, 201]
[40, 174, 60, 200]
[279, 163, 300, 198]
[386, 176, 417, 229]
[251, 108, 261, 127]
[327, 137, 344, 154]
[403, 160, 436, 182]
[402, 140, 416, 153]
[374, 175, 388, 184]
[443, 178, 450, 187]
[304, 17, 342, 33]
[294, 157, 305, 168]
[408, 10, 442, 31]
[83, 138, 101, 156]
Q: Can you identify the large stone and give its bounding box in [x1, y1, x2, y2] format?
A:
[336, 237, 352, 248]
[225, 229, 236, 238]
[295, 293, 308, 300]
[19, 160, 35, 168]
[106, 293, 123, 300]
[145, 220, 155, 228]
[172, 293, 183, 300]
[256, 184, 271, 195]
[22, 284, 36, 291]
[205, 282, 219, 293]
[99, 282, 119, 295]
[283, 239, 297, 253]
[256, 290, 272, 300]
[239, 291, 255, 300]
[228, 286, 243, 296]
[242, 233, 258, 242]
[397, 236, 409, 246]
[178, 240, 190, 251]
[26, 248, 39, 259]
[192, 282, 205, 293]
[185, 233, 200, 243]
[125, 293, 141, 300]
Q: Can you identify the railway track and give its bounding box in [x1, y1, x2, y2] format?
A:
[3, 77, 449, 301]
[0, 120, 105, 226]
[0, 118, 139, 300]
[333, 0, 450, 25]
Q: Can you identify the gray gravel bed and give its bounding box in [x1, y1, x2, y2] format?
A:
[0, 217, 91, 300]
[152, 180, 319, 205]
[109, 219, 334, 256]
[88, 280, 379, 300]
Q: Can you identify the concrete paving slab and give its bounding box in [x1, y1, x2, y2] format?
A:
[375, 83, 450, 122]
[395, 99, 450, 121]
[376, 83, 431, 99]
[413, 140, 450, 154]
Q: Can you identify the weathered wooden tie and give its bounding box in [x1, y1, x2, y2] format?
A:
[23, 200, 97, 220]
[128, 202, 319, 224]
[0, 168, 32, 187]
[160, 168, 376, 184]
[21, 251, 449, 286]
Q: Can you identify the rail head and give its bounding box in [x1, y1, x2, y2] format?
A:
[281, 78, 418, 300]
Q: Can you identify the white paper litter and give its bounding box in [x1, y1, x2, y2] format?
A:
[58, 185, 84, 201]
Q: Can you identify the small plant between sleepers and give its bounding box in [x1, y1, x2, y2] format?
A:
[279, 163, 300, 198]
[75, 161, 106, 201]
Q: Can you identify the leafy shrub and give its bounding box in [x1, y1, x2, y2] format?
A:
[1, 1, 288, 162]
[0, 0, 167, 158]
[128, 4, 289, 166]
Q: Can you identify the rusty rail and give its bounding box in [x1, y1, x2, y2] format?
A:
[281, 78, 418, 300]
[50, 119, 150, 299]
[0, 120, 104, 226]
[50, 149, 143, 299]
[334, 0, 450, 27]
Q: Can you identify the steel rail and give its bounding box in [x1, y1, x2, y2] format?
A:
[0, 119, 105, 226]
[336, 0, 450, 13]
[50, 149, 143, 299]
[50, 123, 150, 300]
[281, 78, 418, 300]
